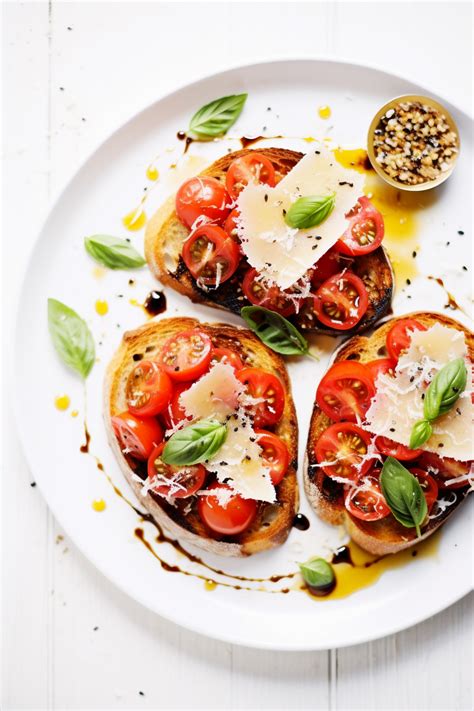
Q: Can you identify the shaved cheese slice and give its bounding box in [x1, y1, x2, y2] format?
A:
[180, 362, 245, 421]
[236, 147, 365, 289]
[365, 324, 473, 461]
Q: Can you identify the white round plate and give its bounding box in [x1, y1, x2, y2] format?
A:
[15, 59, 473, 650]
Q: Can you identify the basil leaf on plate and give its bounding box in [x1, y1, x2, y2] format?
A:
[48, 298, 95, 379]
[380, 457, 428, 537]
[284, 194, 336, 229]
[423, 357, 467, 420]
[84, 234, 146, 269]
[162, 420, 227, 466]
[241, 305, 309, 356]
[189, 94, 248, 138]
[409, 419, 433, 450]
[298, 557, 335, 595]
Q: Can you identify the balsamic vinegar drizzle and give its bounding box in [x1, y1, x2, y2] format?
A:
[143, 289, 167, 316]
[427, 275, 464, 313]
[292, 513, 310, 531]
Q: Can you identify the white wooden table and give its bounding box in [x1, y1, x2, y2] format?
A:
[2, 2, 473, 709]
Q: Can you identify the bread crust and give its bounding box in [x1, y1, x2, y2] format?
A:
[144, 148, 393, 337]
[104, 317, 299, 557]
[304, 312, 473, 555]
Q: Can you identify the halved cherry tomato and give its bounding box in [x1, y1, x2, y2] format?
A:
[159, 329, 213, 382]
[226, 153, 276, 201]
[210, 347, 243, 371]
[337, 197, 384, 256]
[410, 468, 439, 512]
[386, 319, 427, 361]
[175, 176, 230, 229]
[366, 358, 396, 382]
[313, 271, 369, 330]
[224, 208, 241, 243]
[237, 367, 285, 427]
[255, 429, 290, 486]
[316, 361, 375, 422]
[125, 360, 173, 417]
[198, 482, 257, 535]
[345, 473, 391, 521]
[315, 422, 374, 482]
[182, 225, 240, 286]
[242, 268, 296, 317]
[162, 382, 192, 430]
[375, 435, 422, 461]
[311, 247, 342, 287]
[112, 412, 163, 460]
[417, 451, 472, 489]
[147, 443, 206, 498]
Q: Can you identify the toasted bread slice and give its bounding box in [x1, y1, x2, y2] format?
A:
[304, 312, 473, 555]
[145, 148, 393, 337]
[104, 317, 298, 557]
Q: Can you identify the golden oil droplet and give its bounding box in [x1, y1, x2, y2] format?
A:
[92, 266, 106, 279]
[304, 136, 316, 143]
[146, 164, 159, 181]
[55, 395, 70, 411]
[123, 205, 147, 231]
[204, 579, 217, 591]
[71, 410, 79, 418]
[92, 499, 106, 512]
[318, 105, 331, 119]
[95, 299, 108, 316]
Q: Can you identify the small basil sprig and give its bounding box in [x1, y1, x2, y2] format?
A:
[84, 235, 146, 270]
[162, 420, 227, 466]
[299, 557, 335, 596]
[284, 194, 335, 229]
[409, 358, 467, 449]
[241, 305, 314, 357]
[380, 457, 428, 537]
[48, 298, 95, 379]
[188, 94, 247, 138]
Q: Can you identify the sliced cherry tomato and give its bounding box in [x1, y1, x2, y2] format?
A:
[225, 153, 276, 201]
[147, 443, 206, 498]
[345, 472, 391, 521]
[162, 382, 192, 430]
[125, 360, 173, 417]
[175, 176, 230, 229]
[410, 468, 439, 512]
[386, 319, 427, 361]
[198, 482, 257, 535]
[337, 197, 384, 256]
[159, 329, 213, 382]
[224, 208, 241, 243]
[374, 435, 422, 461]
[316, 361, 375, 422]
[366, 358, 397, 381]
[417, 452, 472, 489]
[210, 347, 243, 371]
[315, 422, 374, 482]
[112, 412, 163, 460]
[237, 367, 285, 427]
[242, 268, 296, 317]
[311, 247, 342, 287]
[182, 224, 240, 286]
[255, 429, 290, 486]
[313, 271, 369, 330]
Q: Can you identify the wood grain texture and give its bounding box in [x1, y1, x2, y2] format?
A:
[2, 2, 472, 710]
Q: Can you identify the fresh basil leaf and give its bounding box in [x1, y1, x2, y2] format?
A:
[84, 234, 146, 270]
[423, 357, 467, 421]
[48, 298, 95, 379]
[241, 305, 309, 356]
[409, 419, 433, 449]
[162, 420, 227, 466]
[380, 457, 428, 537]
[299, 557, 335, 594]
[284, 194, 336, 229]
[189, 94, 248, 138]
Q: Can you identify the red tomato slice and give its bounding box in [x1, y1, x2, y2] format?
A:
[255, 429, 290, 486]
[366, 358, 397, 381]
[125, 360, 173, 417]
[175, 176, 230, 229]
[159, 329, 213, 382]
[316, 361, 375, 422]
[237, 367, 285, 427]
[182, 224, 240, 286]
[337, 197, 384, 256]
[386, 319, 427, 360]
[375, 435, 422, 461]
[198, 483, 257, 535]
[410, 468, 439, 512]
[242, 268, 296, 317]
[313, 271, 369, 330]
[224, 208, 242, 245]
[417, 451, 472, 489]
[315, 422, 374, 482]
[162, 382, 192, 430]
[147, 443, 206, 498]
[345, 472, 391, 521]
[225, 153, 276, 201]
[311, 247, 342, 287]
[210, 347, 243, 371]
[112, 412, 163, 460]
